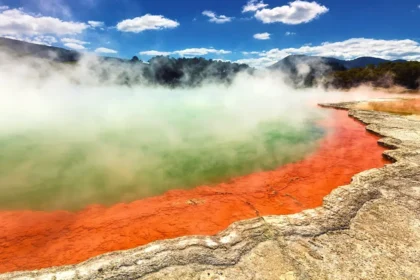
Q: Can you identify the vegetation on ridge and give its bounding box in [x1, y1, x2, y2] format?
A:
[330, 61, 420, 90]
[1, 37, 419, 90]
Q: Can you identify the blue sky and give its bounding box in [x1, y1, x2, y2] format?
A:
[0, 0, 420, 67]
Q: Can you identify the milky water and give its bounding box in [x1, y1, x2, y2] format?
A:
[0, 55, 330, 211]
[0, 94, 325, 211]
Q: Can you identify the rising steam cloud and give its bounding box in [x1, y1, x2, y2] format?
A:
[0, 50, 373, 211]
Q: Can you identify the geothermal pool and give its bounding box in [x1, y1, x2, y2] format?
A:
[0, 108, 388, 273]
[0, 56, 391, 273]
[0, 102, 324, 211]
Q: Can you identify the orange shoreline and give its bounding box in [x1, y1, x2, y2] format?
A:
[0, 110, 388, 273]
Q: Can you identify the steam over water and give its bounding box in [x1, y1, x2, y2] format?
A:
[0, 54, 329, 211]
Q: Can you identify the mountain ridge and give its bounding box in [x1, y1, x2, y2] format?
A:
[0, 37, 406, 68]
[1, 37, 416, 89]
[269, 54, 407, 71]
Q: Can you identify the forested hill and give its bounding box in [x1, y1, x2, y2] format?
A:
[1, 37, 418, 90]
[269, 55, 418, 89]
[0, 37, 250, 87]
[0, 37, 81, 62]
[142, 56, 250, 87]
[270, 55, 405, 71]
[329, 61, 420, 90]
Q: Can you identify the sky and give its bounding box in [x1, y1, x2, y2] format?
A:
[0, 0, 420, 67]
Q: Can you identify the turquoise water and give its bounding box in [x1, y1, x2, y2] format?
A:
[0, 100, 325, 211]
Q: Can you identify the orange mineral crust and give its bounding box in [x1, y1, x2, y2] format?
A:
[357, 98, 420, 115]
[0, 110, 388, 273]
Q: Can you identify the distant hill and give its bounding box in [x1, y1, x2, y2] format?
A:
[270, 55, 406, 71]
[269, 55, 408, 87]
[268, 55, 347, 87]
[341, 57, 391, 69]
[0, 37, 251, 87]
[0, 37, 81, 62]
[269, 55, 342, 71]
[330, 61, 420, 89]
[2, 37, 415, 89]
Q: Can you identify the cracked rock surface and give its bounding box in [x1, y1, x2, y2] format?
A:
[2, 101, 420, 280]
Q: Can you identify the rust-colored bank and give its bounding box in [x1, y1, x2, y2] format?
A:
[357, 98, 420, 115]
[0, 110, 388, 273]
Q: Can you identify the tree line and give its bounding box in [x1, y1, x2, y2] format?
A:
[329, 61, 420, 89]
[116, 56, 251, 87]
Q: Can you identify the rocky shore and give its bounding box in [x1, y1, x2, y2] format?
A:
[2, 100, 419, 280]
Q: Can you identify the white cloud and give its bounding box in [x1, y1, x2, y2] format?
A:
[4, 35, 58, 46]
[242, 51, 260, 55]
[253, 32, 270, 40]
[30, 35, 58, 45]
[88, 21, 104, 28]
[95, 47, 118, 54]
[255, 1, 329, 24]
[285, 38, 420, 61]
[61, 38, 90, 51]
[0, 6, 9, 10]
[0, 8, 88, 36]
[242, 0, 268, 13]
[202, 11, 233, 24]
[140, 48, 231, 57]
[61, 38, 90, 45]
[116, 14, 179, 33]
[285, 31, 296, 36]
[236, 38, 420, 68]
[139, 50, 171, 56]
[213, 58, 232, 62]
[64, 42, 86, 50]
[236, 56, 276, 68]
[175, 48, 231, 56]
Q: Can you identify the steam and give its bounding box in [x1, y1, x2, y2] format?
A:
[0, 51, 381, 211]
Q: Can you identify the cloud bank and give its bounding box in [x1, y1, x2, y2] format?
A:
[0, 8, 88, 37]
[237, 38, 420, 68]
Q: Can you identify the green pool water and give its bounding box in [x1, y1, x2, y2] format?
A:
[0, 102, 325, 211]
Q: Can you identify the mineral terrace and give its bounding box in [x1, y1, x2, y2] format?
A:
[1, 100, 419, 280]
